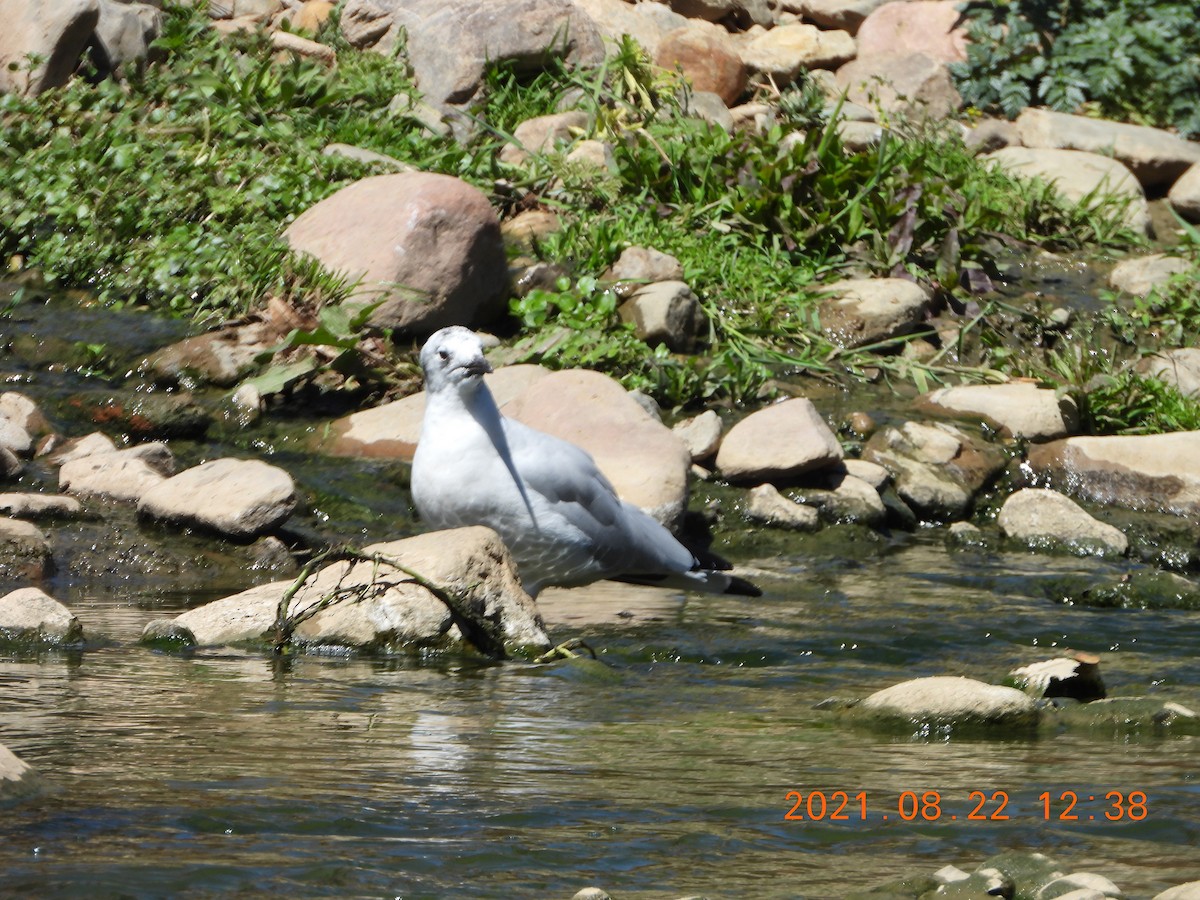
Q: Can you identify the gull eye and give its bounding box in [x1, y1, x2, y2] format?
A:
[437, 349, 449, 361]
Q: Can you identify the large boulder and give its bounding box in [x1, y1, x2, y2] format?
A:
[137, 458, 297, 539]
[997, 488, 1128, 556]
[0, 0, 100, 96]
[854, 676, 1039, 729]
[716, 398, 843, 484]
[284, 173, 509, 333]
[0, 587, 83, 646]
[142, 527, 550, 654]
[1025, 432, 1200, 518]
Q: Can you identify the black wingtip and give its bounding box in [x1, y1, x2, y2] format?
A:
[725, 575, 762, 597]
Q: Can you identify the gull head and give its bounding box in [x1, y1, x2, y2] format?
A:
[420, 326, 494, 395]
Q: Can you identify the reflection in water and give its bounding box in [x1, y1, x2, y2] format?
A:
[1, 540, 1198, 898]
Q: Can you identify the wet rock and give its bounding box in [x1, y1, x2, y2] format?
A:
[88, 392, 212, 441]
[143, 322, 280, 388]
[673, 410, 723, 463]
[985, 147, 1149, 235]
[1167, 162, 1200, 222]
[284, 172, 509, 333]
[0, 741, 43, 802]
[572, 890, 612, 900]
[743, 483, 821, 530]
[0, 493, 82, 520]
[143, 527, 550, 653]
[854, 0, 968, 63]
[1045, 697, 1199, 735]
[1015, 108, 1200, 192]
[918, 381, 1079, 441]
[0, 518, 51, 579]
[1155, 882, 1200, 900]
[619, 281, 706, 353]
[137, 458, 297, 539]
[835, 51, 961, 121]
[58, 443, 175, 502]
[500, 110, 590, 165]
[819, 278, 931, 349]
[1025, 432, 1200, 518]
[0, 416, 32, 458]
[1039, 873, 1122, 899]
[792, 470, 886, 526]
[716, 398, 843, 484]
[979, 851, 1064, 899]
[741, 23, 857, 82]
[1008, 653, 1106, 702]
[997, 488, 1128, 557]
[927, 869, 1012, 898]
[0, 0, 100, 96]
[1107, 253, 1191, 298]
[854, 676, 1039, 730]
[49, 431, 118, 465]
[1057, 569, 1200, 611]
[573, 0, 688, 57]
[1136, 348, 1200, 398]
[0, 587, 82, 645]
[656, 24, 747, 107]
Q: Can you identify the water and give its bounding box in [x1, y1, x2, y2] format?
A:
[2, 290, 1198, 897]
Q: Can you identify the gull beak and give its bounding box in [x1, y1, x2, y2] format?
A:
[461, 357, 492, 378]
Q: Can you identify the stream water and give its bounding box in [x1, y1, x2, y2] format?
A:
[1, 291, 1198, 898]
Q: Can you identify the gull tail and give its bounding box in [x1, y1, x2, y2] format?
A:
[616, 569, 762, 597]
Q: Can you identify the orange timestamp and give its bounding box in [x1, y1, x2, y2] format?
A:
[783, 789, 1149, 823]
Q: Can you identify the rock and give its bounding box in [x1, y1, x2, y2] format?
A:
[1015, 107, 1200, 192]
[979, 852, 1065, 898]
[986, 147, 1149, 234]
[605, 246, 684, 290]
[0, 741, 42, 802]
[0, 518, 50, 579]
[502, 369, 692, 526]
[716, 398, 843, 484]
[683, 90, 735, 131]
[666, 0, 773, 27]
[619, 281, 706, 353]
[1047, 697, 1199, 734]
[1, 446, 24, 479]
[502, 209, 563, 252]
[1137, 348, 1200, 398]
[819, 277, 931, 349]
[741, 24, 857, 82]
[792, 470, 886, 526]
[672, 410, 723, 462]
[572, 0, 688, 57]
[283, 172, 508, 333]
[58, 443, 175, 502]
[93, 0, 162, 74]
[918, 381, 1079, 441]
[998, 488, 1128, 556]
[270, 29, 336, 66]
[143, 527, 550, 653]
[841, 458, 889, 489]
[743, 483, 820, 530]
[1155, 882, 1200, 900]
[142, 324, 278, 387]
[835, 51, 961, 121]
[49, 431, 118, 465]
[87, 392, 212, 441]
[0, 587, 82, 645]
[500, 110, 590, 165]
[572, 890, 612, 900]
[321, 142, 415, 171]
[279, 0, 336, 33]
[1008, 652, 1106, 702]
[137, 458, 296, 539]
[1039, 873, 1122, 899]
[856, 676, 1039, 729]
[1167, 162, 1200, 222]
[0, 391, 49, 437]
[0, 417, 32, 458]
[0, 493, 82, 519]
[0, 0, 100, 96]
[565, 139, 616, 173]
[1107, 254, 1191, 298]
[854, 0, 967, 62]
[964, 117, 1021, 154]
[1025, 432, 1200, 518]
[655, 25, 747, 107]
[790, 0, 890, 34]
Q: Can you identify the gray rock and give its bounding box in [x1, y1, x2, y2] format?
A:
[619, 281, 706, 353]
[998, 488, 1128, 556]
[0, 741, 43, 802]
[0, 417, 32, 457]
[144, 527, 550, 653]
[58, 443, 175, 502]
[0, 518, 51, 579]
[858, 675, 1039, 728]
[572, 890, 613, 900]
[321, 142, 415, 171]
[93, 0, 161, 73]
[0, 492, 82, 519]
[1016, 107, 1200, 192]
[49, 431, 118, 465]
[854, 0, 968, 63]
[285, 172, 508, 333]
[918, 381, 1079, 441]
[790, 0, 890, 34]
[986, 147, 1150, 235]
[1038, 873, 1122, 899]
[137, 458, 296, 539]
[0, 587, 82, 645]
[1107, 254, 1191, 298]
[1026, 432, 1200, 518]
[743, 483, 820, 530]
[1136, 348, 1200, 398]
[841, 458, 889, 489]
[667, 0, 772, 26]
[819, 278, 931, 349]
[835, 51, 961, 121]
[605, 246, 684, 289]
[793, 471, 886, 526]
[716, 398, 843, 484]
[1167, 162, 1200, 222]
[672, 410, 723, 462]
[0, 0, 100, 96]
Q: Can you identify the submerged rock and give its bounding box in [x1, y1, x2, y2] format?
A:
[850, 675, 1039, 731]
[137, 458, 296, 539]
[0, 741, 43, 802]
[0, 587, 82, 646]
[1045, 697, 1199, 735]
[997, 488, 1128, 557]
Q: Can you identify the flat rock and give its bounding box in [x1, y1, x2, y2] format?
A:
[0, 742, 42, 802]
[1167, 162, 1200, 222]
[604, 246, 684, 286]
[857, 675, 1039, 728]
[0, 493, 83, 519]
[743, 483, 820, 530]
[1108, 253, 1191, 297]
[143, 527, 549, 653]
[57, 443, 175, 502]
[997, 488, 1128, 556]
[854, 0, 967, 63]
[500, 110, 589, 165]
[1137, 348, 1200, 398]
[835, 51, 961, 121]
[986, 146, 1150, 234]
[1025, 432, 1200, 518]
[49, 431, 118, 465]
[284, 172, 508, 333]
[0, 586, 82, 645]
[819, 277, 931, 349]
[1016, 107, 1200, 192]
[656, 24, 747, 106]
[137, 458, 296, 539]
[716, 398, 843, 484]
[672, 409, 723, 462]
[918, 381, 1079, 440]
[741, 23, 856, 81]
